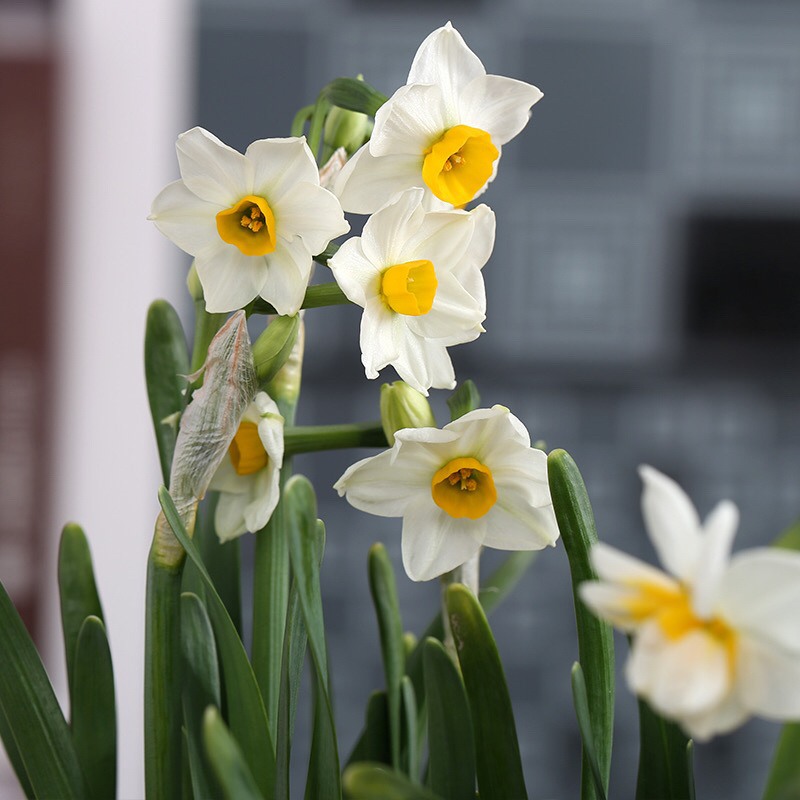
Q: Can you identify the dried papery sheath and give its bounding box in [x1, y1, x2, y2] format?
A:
[319, 147, 349, 190]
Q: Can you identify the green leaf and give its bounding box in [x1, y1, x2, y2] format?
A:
[158, 486, 276, 798]
[58, 522, 104, 712]
[368, 543, 405, 771]
[548, 449, 615, 800]
[72, 616, 116, 800]
[348, 691, 391, 767]
[252, 315, 300, 385]
[764, 725, 800, 800]
[446, 380, 480, 422]
[400, 677, 418, 781]
[445, 584, 526, 800]
[320, 77, 388, 117]
[635, 698, 692, 800]
[181, 592, 221, 800]
[423, 638, 476, 800]
[145, 299, 190, 484]
[0, 703, 34, 798]
[0, 578, 86, 799]
[283, 475, 340, 800]
[686, 741, 696, 800]
[202, 707, 265, 800]
[343, 763, 442, 800]
[570, 663, 607, 800]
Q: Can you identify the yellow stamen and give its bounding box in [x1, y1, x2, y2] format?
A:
[422, 125, 499, 206]
[228, 421, 268, 475]
[216, 194, 277, 256]
[380, 259, 437, 316]
[431, 456, 497, 519]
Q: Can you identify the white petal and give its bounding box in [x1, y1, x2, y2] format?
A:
[404, 210, 474, 273]
[408, 272, 484, 344]
[459, 74, 543, 146]
[482, 491, 558, 550]
[360, 299, 400, 379]
[719, 548, 800, 653]
[207, 453, 249, 495]
[579, 581, 649, 631]
[361, 187, 427, 266]
[274, 182, 349, 254]
[245, 136, 320, 202]
[328, 237, 381, 307]
[690, 500, 738, 618]
[215, 490, 250, 542]
[406, 22, 486, 117]
[333, 144, 424, 215]
[392, 332, 456, 395]
[176, 127, 253, 206]
[401, 496, 484, 582]
[488, 444, 551, 508]
[195, 245, 268, 313]
[242, 463, 281, 534]
[589, 542, 678, 591]
[149, 180, 221, 257]
[627, 622, 732, 718]
[444, 406, 530, 467]
[255, 394, 284, 468]
[737, 634, 800, 719]
[261, 236, 313, 316]
[450, 204, 495, 312]
[370, 83, 449, 157]
[334, 446, 429, 517]
[680, 693, 749, 742]
[639, 465, 703, 583]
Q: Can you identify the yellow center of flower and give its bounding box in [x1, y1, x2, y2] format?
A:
[216, 195, 277, 256]
[422, 125, 499, 207]
[431, 457, 497, 519]
[229, 421, 268, 475]
[380, 259, 438, 316]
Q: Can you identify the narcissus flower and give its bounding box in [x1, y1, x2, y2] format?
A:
[334, 406, 558, 581]
[334, 22, 543, 213]
[580, 466, 800, 741]
[207, 392, 284, 541]
[150, 127, 349, 314]
[328, 187, 494, 394]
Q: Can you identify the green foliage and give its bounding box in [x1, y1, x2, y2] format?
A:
[343, 764, 442, 800]
[446, 380, 481, 422]
[635, 699, 692, 800]
[203, 707, 265, 800]
[570, 663, 607, 800]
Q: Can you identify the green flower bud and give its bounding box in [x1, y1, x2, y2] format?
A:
[323, 76, 374, 157]
[252, 315, 300, 385]
[186, 261, 204, 303]
[380, 381, 435, 445]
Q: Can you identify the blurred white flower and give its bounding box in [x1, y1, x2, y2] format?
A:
[580, 466, 800, 741]
[150, 127, 349, 314]
[334, 22, 542, 213]
[207, 392, 284, 541]
[334, 405, 558, 581]
[328, 187, 495, 394]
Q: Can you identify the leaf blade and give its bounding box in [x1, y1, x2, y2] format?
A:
[203, 707, 265, 800]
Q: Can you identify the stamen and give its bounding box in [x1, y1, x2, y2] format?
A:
[464, 478, 478, 492]
[240, 216, 251, 227]
[459, 468, 471, 479]
[250, 207, 261, 219]
[251, 220, 263, 232]
[448, 473, 461, 485]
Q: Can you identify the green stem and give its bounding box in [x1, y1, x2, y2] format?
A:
[251, 279, 347, 316]
[291, 104, 315, 138]
[283, 423, 387, 455]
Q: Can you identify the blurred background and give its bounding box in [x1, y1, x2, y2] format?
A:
[3, 0, 800, 797]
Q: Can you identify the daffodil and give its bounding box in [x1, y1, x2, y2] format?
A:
[207, 392, 284, 541]
[334, 405, 558, 581]
[328, 187, 494, 395]
[580, 466, 800, 741]
[333, 22, 543, 214]
[150, 127, 349, 314]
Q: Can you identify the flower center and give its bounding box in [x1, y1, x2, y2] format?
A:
[216, 195, 277, 256]
[422, 125, 499, 207]
[431, 456, 497, 519]
[229, 421, 268, 475]
[380, 259, 437, 316]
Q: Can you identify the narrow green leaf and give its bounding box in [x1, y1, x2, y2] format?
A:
[348, 692, 391, 767]
[181, 592, 221, 800]
[446, 380, 480, 421]
[446, 584, 526, 800]
[423, 638, 475, 800]
[203, 707, 265, 800]
[291, 104, 315, 138]
[343, 763, 441, 800]
[570, 663, 607, 800]
[58, 522, 104, 712]
[548, 449, 615, 800]
[400, 677, 419, 781]
[0, 578, 86, 799]
[159, 486, 276, 798]
[145, 298, 190, 484]
[686, 741, 696, 800]
[72, 616, 116, 800]
[635, 699, 692, 800]
[764, 724, 800, 800]
[368, 543, 405, 771]
[0, 702, 34, 798]
[320, 76, 388, 117]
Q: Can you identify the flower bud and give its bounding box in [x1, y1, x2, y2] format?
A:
[380, 381, 435, 445]
[186, 261, 204, 303]
[252, 315, 300, 386]
[323, 77, 374, 157]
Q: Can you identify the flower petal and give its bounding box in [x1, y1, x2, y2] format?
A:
[207, 452, 249, 495]
[360, 298, 400, 379]
[482, 491, 558, 551]
[450, 204, 495, 312]
[639, 465, 703, 583]
[590, 542, 678, 591]
[392, 332, 456, 395]
[245, 136, 320, 202]
[328, 237, 382, 307]
[737, 634, 800, 719]
[370, 83, 449, 157]
[361, 187, 427, 266]
[149, 180, 221, 257]
[580, 581, 651, 631]
[215, 490, 250, 542]
[403, 210, 474, 273]
[274, 181, 349, 254]
[459, 74, 543, 146]
[401, 496, 484, 582]
[690, 500, 738, 618]
[255, 392, 284, 468]
[242, 463, 281, 534]
[176, 127, 253, 206]
[195, 245, 268, 313]
[261, 236, 313, 315]
[680, 693, 749, 742]
[407, 272, 484, 344]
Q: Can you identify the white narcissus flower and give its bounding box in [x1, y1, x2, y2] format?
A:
[150, 127, 349, 315]
[334, 406, 558, 581]
[580, 466, 800, 741]
[334, 22, 543, 214]
[328, 187, 495, 395]
[207, 392, 284, 541]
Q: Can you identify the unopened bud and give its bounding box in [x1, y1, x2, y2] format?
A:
[186, 261, 204, 303]
[380, 381, 435, 445]
[323, 76, 374, 157]
[252, 315, 300, 385]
